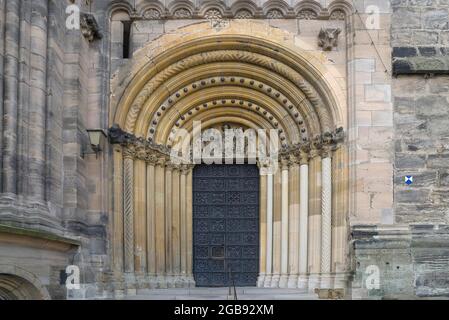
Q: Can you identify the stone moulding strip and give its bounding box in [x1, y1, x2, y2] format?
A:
[0, 224, 81, 252]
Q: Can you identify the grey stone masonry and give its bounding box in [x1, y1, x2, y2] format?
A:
[392, 1, 449, 74]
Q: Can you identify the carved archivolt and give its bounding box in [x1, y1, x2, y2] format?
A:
[123, 49, 333, 139]
[111, 22, 347, 163]
[148, 76, 309, 143]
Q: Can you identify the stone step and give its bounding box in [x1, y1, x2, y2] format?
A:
[127, 287, 320, 300]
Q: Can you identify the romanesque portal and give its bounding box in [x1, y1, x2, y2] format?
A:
[109, 21, 348, 291]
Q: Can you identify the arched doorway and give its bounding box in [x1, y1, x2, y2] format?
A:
[109, 20, 349, 291]
[0, 268, 50, 300]
[193, 164, 260, 287]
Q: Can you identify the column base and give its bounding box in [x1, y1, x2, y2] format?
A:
[124, 273, 137, 295]
[148, 275, 158, 289]
[271, 274, 280, 288]
[333, 272, 350, 290]
[297, 275, 309, 289]
[287, 275, 298, 288]
[135, 274, 148, 289]
[173, 275, 185, 288]
[279, 274, 289, 288]
[185, 275, 196, 288]
[263, 275, 272, 288]
[308, 274, 321, 293]
[166, 274, 176, 288]
[156, 275, 168, 289]
[320, 273, 334, 289]
[257, 274, 266, 288]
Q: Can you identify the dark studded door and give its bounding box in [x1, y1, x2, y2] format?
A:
[193, 164, 260, 287]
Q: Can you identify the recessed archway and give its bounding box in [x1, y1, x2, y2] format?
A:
[0, 266, 50, 300]
[108, 20, 349, 291]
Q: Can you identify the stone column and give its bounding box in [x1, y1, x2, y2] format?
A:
[2, 0, 21, 194]
[112, 146, 124, 274]
[332, 146, 349, 289]
[146, 159, 157, 288]
[279, 159, 289, 288]
[155, 158, 166, 288]
[308, 151, 322, 291]
[172, 167, 182, 287]
[271, 168, 282, 287]
[165, 165, 173, 287]
[0, 0, 6, 189]
[321, 149, 333, 288]
[298, 152, 309, 289]
[186, 168, 195, 285]
[180, 166, 188, 284]
[28, 0, 48, 200]
[123, 149, 136, 294]
[257, 171, 267, 287]
[287, 155, 300, 288]
[123, 151, 135, 274]
[134, 158, 147, 278]
[264, 173, 274, 288]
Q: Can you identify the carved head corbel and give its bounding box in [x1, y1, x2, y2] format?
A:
[318, 28, 341, 51]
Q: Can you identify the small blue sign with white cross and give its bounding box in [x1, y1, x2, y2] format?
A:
[405, 176, 413, 185]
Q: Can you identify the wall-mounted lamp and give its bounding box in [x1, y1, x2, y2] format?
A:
[83, 129, 108, 158]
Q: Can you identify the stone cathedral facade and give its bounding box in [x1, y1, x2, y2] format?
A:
[0, 0, 448, 300]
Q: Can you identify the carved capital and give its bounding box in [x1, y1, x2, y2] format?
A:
[299, 151, 309, 165]
[123, 145, 137, 159]
[280, 157, 290, 170]
[180, 164, 195, 175]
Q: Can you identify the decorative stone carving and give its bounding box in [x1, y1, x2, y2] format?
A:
[267, 9, 283, 19]
[205, 9, 228, 29]
[204, 9, 222, 20]
[124, 49, 333, 135]
[80, 13, 102, 42]
[143, 9, 162, 20]
[235, 9, 253, 19]
[174, 8, 191, 19]
[318, 28, 341, 51]
[298, 10, 317, 20]
[330, 10, 346, 21]
[109, 124, 171, 163]
[204, 9, 228, 29]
